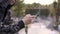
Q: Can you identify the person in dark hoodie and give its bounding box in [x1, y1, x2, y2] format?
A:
[0, 0, 35, 34]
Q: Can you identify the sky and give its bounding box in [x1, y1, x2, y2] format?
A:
[24, 0, 58, 5]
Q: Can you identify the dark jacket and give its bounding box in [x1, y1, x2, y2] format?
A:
[0, 0, 25, 34]
[0, 20, 25, 34]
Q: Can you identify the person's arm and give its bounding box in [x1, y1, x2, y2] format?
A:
[0, 20, 25, 33]
[0, 14, 35, 33]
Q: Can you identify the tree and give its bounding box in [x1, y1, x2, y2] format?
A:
[58, 0, 60, 24]
[25, 3, 41, 15]
[25, 4, 33, 9]
[32, 3, 40, 8]
[52, 0, 60, 25]
[12, 0, 25, 17]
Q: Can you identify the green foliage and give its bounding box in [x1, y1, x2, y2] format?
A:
[12, 0, 25, 17]
[25, 9, 39, 15]
[25, 3, 49, 16]
[58, 0, 60, 16]
[25, 9, 49, 17]
[26, 3, 41, 9]
[40, 9, 49, 17]
[32, 3, 40, 8]
[58, 0, 60, 24]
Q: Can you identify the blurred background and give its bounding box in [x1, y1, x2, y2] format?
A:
[10, 0, 60, 34]
[11, 0, 59, 26]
